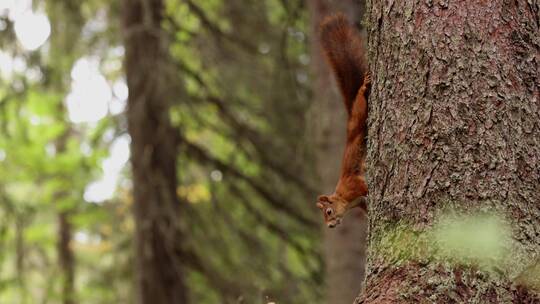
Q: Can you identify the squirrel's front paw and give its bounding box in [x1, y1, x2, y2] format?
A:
[360, 73, 371, 98]
[363, 72, 371, 87]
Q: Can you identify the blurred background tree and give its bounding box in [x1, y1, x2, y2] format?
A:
[0, 0, 343, 303]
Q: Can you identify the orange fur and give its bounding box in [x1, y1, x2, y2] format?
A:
[320, 13, 367, 116]
[316, 14, 370, 228]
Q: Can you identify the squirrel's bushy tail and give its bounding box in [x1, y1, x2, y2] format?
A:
[320, 13, 367, 115]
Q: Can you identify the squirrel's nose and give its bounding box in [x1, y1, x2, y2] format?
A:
[328, 223, 336, 228]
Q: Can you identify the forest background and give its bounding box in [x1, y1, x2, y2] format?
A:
[0, 0, 366, 303]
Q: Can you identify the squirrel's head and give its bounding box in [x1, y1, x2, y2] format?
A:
[316, 194, 348, 228]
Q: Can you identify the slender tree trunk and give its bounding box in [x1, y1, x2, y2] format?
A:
[122, 0, 188, 303]
[55, 130, 75, 304]
[309, 1, 368, 303]
[357, 0, 540, 302]
[57, 211, 74, 304]
[15, 217, 29, 303]
[45, 1, 83, 300]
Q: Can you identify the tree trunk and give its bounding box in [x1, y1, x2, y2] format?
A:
[309, 1, 368, 304]
[122, 0, 188, 303]
[357, 0, 540, 302]
[57, 211, 74, 304]
[55, 129, 75, 304]
[44, 2, 84, 303]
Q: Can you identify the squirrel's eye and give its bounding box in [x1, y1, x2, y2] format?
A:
[326, 208, 333, 216]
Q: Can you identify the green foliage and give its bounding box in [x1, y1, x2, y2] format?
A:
[0, 0, 321, 303]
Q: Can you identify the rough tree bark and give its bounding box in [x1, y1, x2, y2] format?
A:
[309, 1, 368, 303]
[357, 0, 540, 303]
[122, 0, 188, 303]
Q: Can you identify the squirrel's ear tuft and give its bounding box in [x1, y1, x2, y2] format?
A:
[316, 202, 324, 209]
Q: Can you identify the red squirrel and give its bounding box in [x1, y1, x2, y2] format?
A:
[316, 13, 370, 228]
